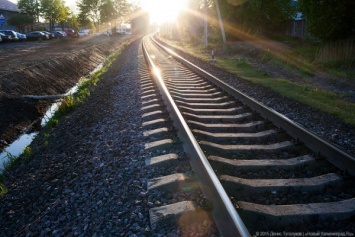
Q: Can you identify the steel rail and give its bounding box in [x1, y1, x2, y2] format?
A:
[151, 36, 355, 176]
[142, 37, 251, 237]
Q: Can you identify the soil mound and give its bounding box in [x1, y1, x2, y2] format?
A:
[0, 35, 129, 151]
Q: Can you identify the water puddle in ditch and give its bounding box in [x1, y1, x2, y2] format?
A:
[0, 63, 104, 173]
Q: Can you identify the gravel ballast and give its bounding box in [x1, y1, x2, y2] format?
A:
[0, 38, 150, 236]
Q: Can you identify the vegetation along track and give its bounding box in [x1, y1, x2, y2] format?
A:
[142, 35, 355, 236]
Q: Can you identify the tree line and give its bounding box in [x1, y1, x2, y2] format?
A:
[9, 0, 355, 41]
[9, 0, 136, 32]
[180, 0, 354, 42]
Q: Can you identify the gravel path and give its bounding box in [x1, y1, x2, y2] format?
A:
[0, 38, 150, 236]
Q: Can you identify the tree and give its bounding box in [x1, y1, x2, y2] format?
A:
[113, 0, 131, 22]
[177, 0, 204, 42]
[100, 0, 116, 23]
[78, 0, 102, 30]
[58, 5, 70, 26]
[40, 0, 68, 31]
[64, 11, 79, 30]
[131, 8, 149, 34]
[299, 0, 354, 41]
[78, 0, 132, 31]
[78, 14, 93, 30]
[7, 13, 35, 31]
[17, 0, 40, 23]
[216, 0, 295, 35]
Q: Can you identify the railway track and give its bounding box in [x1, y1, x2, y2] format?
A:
[141, 36, 355, 236]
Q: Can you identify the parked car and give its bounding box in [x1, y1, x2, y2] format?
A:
[78, 29, 90, 37]
[60, 31, 67, 37]
[64, 29, 78, 37]
[26, 31, 49, 41]
[0, 32, 12, 43]
[0, 30, 19, 42]
[16, 32, 27, 41]
[41, 31, 55, 39]
[51, 31, 66, 38]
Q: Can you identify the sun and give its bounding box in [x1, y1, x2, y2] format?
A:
[140, 0, 188, 25]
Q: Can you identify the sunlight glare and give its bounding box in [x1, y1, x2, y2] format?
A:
[140, 0, 188, 25]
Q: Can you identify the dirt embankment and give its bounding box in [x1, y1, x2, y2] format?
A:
[0, 35, 130, 152]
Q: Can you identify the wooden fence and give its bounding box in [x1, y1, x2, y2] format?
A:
[314, 38, 355, 65]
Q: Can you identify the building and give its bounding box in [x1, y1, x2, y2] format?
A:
[286, 12, 307, 39]
[0, 0, 20, 30]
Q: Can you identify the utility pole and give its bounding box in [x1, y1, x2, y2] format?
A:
[204, 0, 208, 48]
[215, 0, 226, 45]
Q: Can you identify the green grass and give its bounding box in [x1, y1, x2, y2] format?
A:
[2, 147, 32, 171]
[217, 57, 355, 125]
[0, 182, 7, 196]
[0, 146, 33, 194]
[289, 42, 319, 62]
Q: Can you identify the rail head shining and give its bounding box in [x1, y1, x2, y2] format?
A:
[142, 36, 251, 237]
[150, 35, 355, 176]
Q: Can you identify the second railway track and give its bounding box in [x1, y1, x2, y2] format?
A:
[141, 35, 355, 236]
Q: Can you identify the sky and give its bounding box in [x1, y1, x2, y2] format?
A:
[137, 0, 188, 24]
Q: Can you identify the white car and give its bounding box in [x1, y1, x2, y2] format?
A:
[78, 29, 90, 37]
